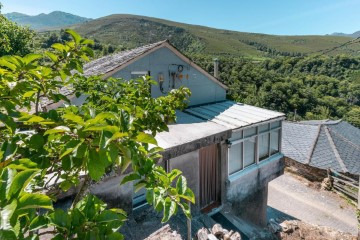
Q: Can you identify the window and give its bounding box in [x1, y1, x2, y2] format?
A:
[259, 133, 269, 160]
[244, 137, 256, 167]
[131, 71, 150, 79]
[228, 121, 281, 176]
[229, 142, 243, 174]
[270, 129, 280, 154]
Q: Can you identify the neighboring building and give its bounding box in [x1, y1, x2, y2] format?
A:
[282, 120, 360, 181]
[52, 40, 285, 226]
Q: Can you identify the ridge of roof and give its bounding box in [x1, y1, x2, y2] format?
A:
[324, 126, 348, 173]
[83, 40, 167, 77]
[83, 40, 228, 90]
[297, 119, 342, 126]
[306, 124, 322, 164]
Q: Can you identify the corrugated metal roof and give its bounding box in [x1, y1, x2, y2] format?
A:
[184, 100, 284, 130]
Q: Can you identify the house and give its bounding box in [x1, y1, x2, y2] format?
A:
[52, 40, 285, 227]
[282, 120, 360, 181]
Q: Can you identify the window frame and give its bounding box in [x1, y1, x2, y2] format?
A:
[228, 120, 282, 177]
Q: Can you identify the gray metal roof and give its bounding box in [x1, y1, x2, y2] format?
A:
[282, 120, 360, 175]
[184, 100, 285, 130]
[156, 111, 229, 150]
[83, 40, 166, 77]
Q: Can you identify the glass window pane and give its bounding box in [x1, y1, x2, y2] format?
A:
[259, 133, 269, 161]
[229, 143, 243, 175]
[270, 130, 280, 155]
[244, 138, 255, 167]
[230, 130, 242, 141]
[271, 121, 281, 129]
[258, 124, 269, 133]
[244, 127, 256, 137]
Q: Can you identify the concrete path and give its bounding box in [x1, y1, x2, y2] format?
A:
[267, 173, 358, 235]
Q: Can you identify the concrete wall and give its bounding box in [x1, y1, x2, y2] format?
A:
[225, 154, 284, 226]
[90, 174, 133, 212]
[111, 47, 226, 106]
[168, 150, 200, 211]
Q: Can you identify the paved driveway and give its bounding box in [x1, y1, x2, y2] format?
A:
[267, 173, 358, 235]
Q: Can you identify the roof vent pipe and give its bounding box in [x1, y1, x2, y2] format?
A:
[214, 58, 219, 79]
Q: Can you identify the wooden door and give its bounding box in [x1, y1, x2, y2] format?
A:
[199, 144, 220, 210]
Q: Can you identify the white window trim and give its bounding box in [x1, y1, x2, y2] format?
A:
[228, 122, 282, 177]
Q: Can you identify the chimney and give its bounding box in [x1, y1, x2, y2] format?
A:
[214, 58, 219, 79]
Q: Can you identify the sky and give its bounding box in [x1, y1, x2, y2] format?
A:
[1, 0, 360, 36]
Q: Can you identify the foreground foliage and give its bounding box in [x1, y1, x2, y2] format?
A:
[0, 29, 193, 239]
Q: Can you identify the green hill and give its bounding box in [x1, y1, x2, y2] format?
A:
[5, 11, 91, 30]
[71, 14, 360, 58]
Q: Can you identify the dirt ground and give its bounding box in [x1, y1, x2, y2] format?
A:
[268, 171, 358, 236]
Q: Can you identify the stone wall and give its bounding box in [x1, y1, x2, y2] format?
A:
[284, 157, 327, 182]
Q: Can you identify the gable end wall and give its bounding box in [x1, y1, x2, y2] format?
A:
[110, 47, 227, 106]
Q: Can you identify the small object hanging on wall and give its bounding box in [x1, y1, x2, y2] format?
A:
[186, 74, 189, 80]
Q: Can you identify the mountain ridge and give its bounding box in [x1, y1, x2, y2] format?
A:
[4, 11, 91, 30]
[71, 14, 360, 58]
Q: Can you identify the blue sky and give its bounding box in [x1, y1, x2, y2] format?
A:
[1, 0, 359, 35]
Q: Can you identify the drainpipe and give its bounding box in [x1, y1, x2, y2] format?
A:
[214, 58, 219, 79]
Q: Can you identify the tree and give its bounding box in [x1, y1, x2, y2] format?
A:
[345, 106, 360, 128]
[0, 30, 194, 239]
[0, 8, 34, 56]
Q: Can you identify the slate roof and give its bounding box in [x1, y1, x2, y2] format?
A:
[83, 40, 167, 77]
[282, 120, 360, 175]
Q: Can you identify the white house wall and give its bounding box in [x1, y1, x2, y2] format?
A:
[110, 47, 227, 106]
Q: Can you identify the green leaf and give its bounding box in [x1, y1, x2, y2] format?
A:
[94, 112, 117, 121]
[29, 215, 49, 231]
[45, 52, 58, 62]
[0, 58, 16, 71]
[44, 126, 71, 135]
[180, 188, 195, 204]
[17, 193, 53, 210]
[0, 230, 17, 240]
[106, 232, 124, 240]
[51, 43, 66, 52]
[180, 201, 191, 219]
[169, 169, 182, 182]
[28, 134, 44, 150]
[60, 140, 81, 159]
[176, 176, 187, 195]
[62, 112, 84, 125]
[121, 173, 141, 184]
[23, 54, 42, 64]
[0, 200, 17, 230]
[135, 132, 157, 145]
[134, 181, 146, 193]
[84, 125, 119, 133]
[66, 29, 81, 44]
[8, 169, 39, 199]
[162, 197, 175, 223]
[70, 209, 85, 227]
[8, 158, 38, 170]
[95, 210, 125, 224]
[0, 113, 16, 134]
[88, 148, 105, 181]
[49, 209, 71, 230]
[25, 115, 45, 123]
[23, 90, 37, 98]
